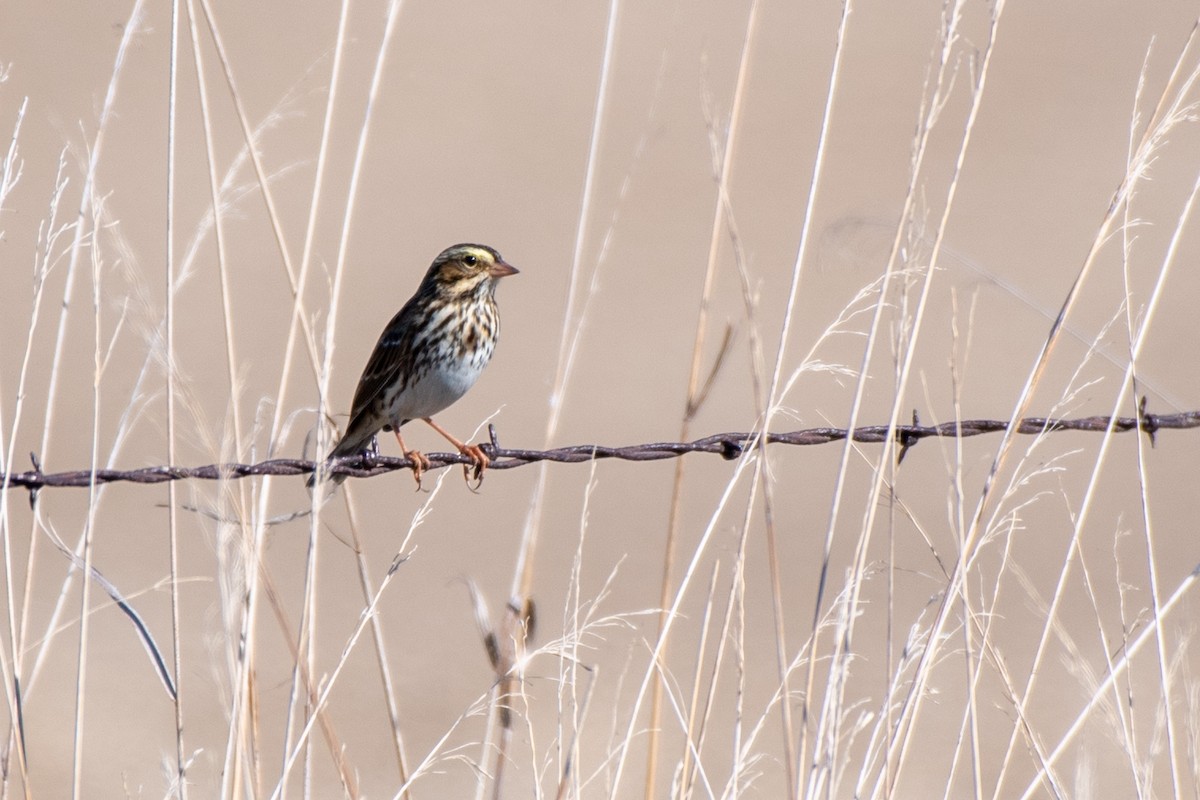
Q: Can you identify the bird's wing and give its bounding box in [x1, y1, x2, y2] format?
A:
[334, 302, 420, 454]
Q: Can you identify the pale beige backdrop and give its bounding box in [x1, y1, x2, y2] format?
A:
[1, 1, 1199, 798]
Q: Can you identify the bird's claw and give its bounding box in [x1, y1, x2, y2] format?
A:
[405, 449, 431, 490]
[460, 444, 490, 490]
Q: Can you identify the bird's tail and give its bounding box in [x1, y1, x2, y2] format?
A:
[307, 424, 375, 488]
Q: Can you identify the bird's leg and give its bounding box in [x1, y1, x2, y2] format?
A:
[393, 430, 430, 489]
[422, 417, 489, 485]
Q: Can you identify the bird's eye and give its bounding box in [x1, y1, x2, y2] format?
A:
[463, 255, 478, 266]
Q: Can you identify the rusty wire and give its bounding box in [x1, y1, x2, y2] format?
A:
[1, 400, 1194, 493]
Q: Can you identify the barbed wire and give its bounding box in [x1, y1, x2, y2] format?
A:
[2, 402, 1196, 494]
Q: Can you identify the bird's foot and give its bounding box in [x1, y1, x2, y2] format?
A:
[404, 449, 431, 490]
[459, 443, 490, 490]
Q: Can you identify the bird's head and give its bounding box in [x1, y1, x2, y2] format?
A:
[426, 243, 519, 299]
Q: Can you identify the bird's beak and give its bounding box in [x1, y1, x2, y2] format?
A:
[488, 260, 519, 278]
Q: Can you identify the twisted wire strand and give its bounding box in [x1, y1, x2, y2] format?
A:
[3, 404, 1195, 492]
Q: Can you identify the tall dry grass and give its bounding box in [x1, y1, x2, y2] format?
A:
[0, 1, 1199, 798]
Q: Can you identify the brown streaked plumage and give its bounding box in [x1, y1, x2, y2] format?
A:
[312, 243, 518, 487]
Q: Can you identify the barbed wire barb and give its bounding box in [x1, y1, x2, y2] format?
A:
[2, 404, 1196, 493]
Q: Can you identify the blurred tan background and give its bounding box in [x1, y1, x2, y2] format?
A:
[1, 1, 1199, 797]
